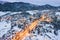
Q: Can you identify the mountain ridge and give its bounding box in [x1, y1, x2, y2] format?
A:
[0, 2, 60, 12]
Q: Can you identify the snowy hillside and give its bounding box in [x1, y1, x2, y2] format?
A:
[0, 10, 60, 40]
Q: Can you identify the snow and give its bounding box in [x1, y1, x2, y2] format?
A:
[55, 12, 60, 15]
[57, 30, 60, 40]
[26, 10, 39, 15]
[27, 32, 57, 40]
[0, 11, 22, 16]
[13, 26, 22, 31]
[45, 33, 57, 40]
[30, 30, 60, 40]
[10, 12, 22, 15]
[0, 12, 7, 16]
[0, 21, 11, 37]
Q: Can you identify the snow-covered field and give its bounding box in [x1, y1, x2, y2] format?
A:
[0, 21, 11, 37]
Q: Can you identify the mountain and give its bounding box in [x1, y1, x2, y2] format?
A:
[0, 2, 60, 12]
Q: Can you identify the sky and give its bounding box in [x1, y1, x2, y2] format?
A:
[0, 0, 60, 6]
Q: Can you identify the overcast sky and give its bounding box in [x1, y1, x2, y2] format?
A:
[0, 0, 60, 6]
